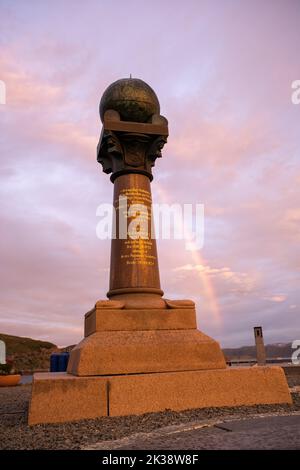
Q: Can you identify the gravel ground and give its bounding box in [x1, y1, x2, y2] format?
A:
[285, 377, 300, 387]
[0, 378, 300, 450]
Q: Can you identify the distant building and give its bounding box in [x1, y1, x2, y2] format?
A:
[254, 326, 266, 365]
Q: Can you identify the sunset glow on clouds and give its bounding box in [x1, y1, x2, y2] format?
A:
[0, 0, 299, 347]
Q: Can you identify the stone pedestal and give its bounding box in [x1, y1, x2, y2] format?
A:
[67, 302, 226, 376]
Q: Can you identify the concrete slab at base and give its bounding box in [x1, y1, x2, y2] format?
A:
[108, 366, 292, 416]
[28, 372, 107, 425]
[28, 366, 292, 425]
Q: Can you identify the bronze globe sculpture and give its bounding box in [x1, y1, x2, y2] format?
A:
[99, 77, 160, 123]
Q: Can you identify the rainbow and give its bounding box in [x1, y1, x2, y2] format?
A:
[155, 183, 222, 326]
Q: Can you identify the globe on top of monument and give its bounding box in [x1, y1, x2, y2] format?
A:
[99, 77, 160, 123]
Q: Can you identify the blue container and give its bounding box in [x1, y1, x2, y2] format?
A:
[50, 352, 70, 372]
[58, 352, 69, 372]
[50, 353, 59, 372]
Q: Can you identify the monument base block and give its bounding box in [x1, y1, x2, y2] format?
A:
[28, 366, 292, 425]
[67, 328, 226, 376]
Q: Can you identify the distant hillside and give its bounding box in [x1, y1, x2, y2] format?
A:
[0, 333, 56, 354]
[223, 342, 293, 360]
[0, 333, 58, 372]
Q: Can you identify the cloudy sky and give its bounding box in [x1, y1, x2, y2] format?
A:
[0, 0, 299, 348]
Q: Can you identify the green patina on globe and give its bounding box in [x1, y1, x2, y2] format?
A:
[99, 78, 160, 123]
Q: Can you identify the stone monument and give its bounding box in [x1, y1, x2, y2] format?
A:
[254, 326, 267, 365]
[29, 78, 291, 425]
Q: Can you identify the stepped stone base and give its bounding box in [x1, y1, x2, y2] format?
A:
[28, 367, 292, 425]
[67, 329, 226, 376]
[67, 305, 226, 376]
[84, 307, 197, 336]
[28, 301, 292, 425]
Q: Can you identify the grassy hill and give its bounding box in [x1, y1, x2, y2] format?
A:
[0, 333, 58, 372]
[0, 333, 56, 354]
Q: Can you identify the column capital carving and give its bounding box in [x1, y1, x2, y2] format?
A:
[97, 110, 168, 182]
